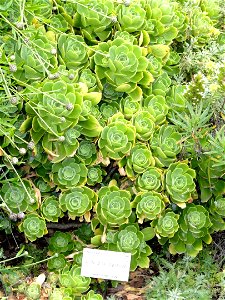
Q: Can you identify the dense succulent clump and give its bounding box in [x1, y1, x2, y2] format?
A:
[0, 0, 225, 298]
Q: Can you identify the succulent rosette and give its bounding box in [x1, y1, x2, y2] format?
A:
[81, 290, 103, 300]
[136, 167, 164, 192]
[26, 79, 84, 134]
[49, 287, 73, 300]
[166, 85, 187, 112]
[145, 0, 184, 44]
[2, 181, 38, 214]
[143, 95, 169, 125]
[25, 0, 53, 21]
[47, 254, 67, 272]
[190, 8, 219, 46]
[42, 127, 80, 163]
[59, 187, 97, 219]
[116, 225, 142, 254]
[59, 265, 91, 293]
[132, 110, 155, 141]
[18, 213, 47, 242]
[153, 211, 179, 238]
[98, 115, 136, 160]
[180, 204, 212, 236]
[50, 14, 69, 32]
[49, 231, 74, 254]
[94, 37, 153, 92]
[34, 178, 52, 193]
[151, 71, 171, 97]
[119, 96, 141, 119]
[87, 166, 105, 186]
[75, 0, 114, 42]
[169, 204, 213, 257]
[147, 55, 163, 77]
[132, 191, 166, 223]
[97, 186, 132, 226]
[106, 224, 152, 270]
[79, 69, 97, 91]
[58, 34, 88, 69]
[125, 144, 155, 180]
[210, 196, 225, 217]
[117, 3, 146, 33]
[151, 125, 182, 167]
[102, 83, 124, 102]
[100, 102, 119, 121]
[166, 162, 196, 207]
[14, 27, 57, 81]
[51, 157, 88, 189]
[76, 140, 97, 165]
[41, 196, 63, 222]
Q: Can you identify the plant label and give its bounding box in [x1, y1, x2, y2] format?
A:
[81, 248, 131, 281]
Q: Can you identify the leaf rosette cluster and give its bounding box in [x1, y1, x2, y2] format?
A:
[41, 196, 63, 222]
[59, 186, 97, 219]
[59, 265, 91, 294]
[51, 157, 88, 189]
[210, 196, 225, 217]
[58, 34, 88, 69]
[94, 37, 153, 92]
[98, 115, 136, 160]
[2, 181, 38, 214]
[75, 0, 114, 42]
[132, 191, 166, 223]
[106, 224, 153, 271]
[49, 231, 74, 254]
[136, 167, 164, 192]
[26, 78, 84, 137]
[18, 213, 47, 242]
[87, 166, 104, 186]
[132, 110, 155, 141]
[47, 254, 67, 272]
[14, 26, 57, 81]
[151, 125, 182, 167]
[153, 211, 179, 238]
[125, 143, 155, 179]
[97, 186, 131, 226]
[169, 204, 213, 257]
[77, 140, 97, 165]
[166, 162, 196, 207]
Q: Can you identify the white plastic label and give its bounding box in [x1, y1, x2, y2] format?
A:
[81, 248, 131, 281]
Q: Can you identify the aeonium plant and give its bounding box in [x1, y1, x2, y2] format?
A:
[153, 210, 179, 239]
[93, 36, 153, 92]
[23, 77, 86, 147]
[136, 166, 164, 192]
[151, 124, 182, 167]
[59, 186, 97, 220]
[125, 143, 155, 180]
[41, 196, 63, 222]
[105, 223, 153, 271]
[58, 34, 88, 70]
[58, 264, 91, 294]
[96, 185, 132, 227]
[1, 180, 38, 214]
[165, 162, 196, 208]
[18, 213, 47, 242]
[132, 110, 155, 141]
[51, 157, 88, 189]
[169, 204, 213, 257]
[75, 0, 115, 42]
[98, 113, 136, 160]
[48, 231, 74, 255]
[132, 191, 166, 223]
